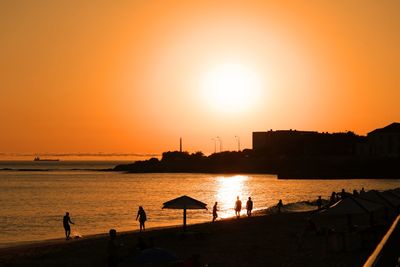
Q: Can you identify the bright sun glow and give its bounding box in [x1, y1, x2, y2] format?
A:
[202, 64, 262, 113]
[216, 175, 249, 218]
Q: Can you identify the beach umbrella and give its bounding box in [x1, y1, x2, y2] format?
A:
[359, 190, 398, 208]
[390, 188, 400, 198]
[358, 190, 400, 221]
[314, 196, 386, 231]
[162, 195, 207, 231]
[314, 196, 386, 251]
[321, 196, 385, 216]
[382, 190, 400, 206]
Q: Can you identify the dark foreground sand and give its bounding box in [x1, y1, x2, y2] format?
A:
[0, 209, 383, 267]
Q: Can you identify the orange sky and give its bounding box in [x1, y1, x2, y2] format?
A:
[1, 0, 399, 156]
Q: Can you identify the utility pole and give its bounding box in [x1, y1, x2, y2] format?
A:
[180, 137, 182, 152]
[235, 136, 240, 151]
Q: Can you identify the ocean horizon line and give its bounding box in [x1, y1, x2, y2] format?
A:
[0, 152, 160, 159]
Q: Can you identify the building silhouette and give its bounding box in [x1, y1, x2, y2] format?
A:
[367, 122, 400, 157]
[253, 129, 361, 156]
[253, 123, 400, 158]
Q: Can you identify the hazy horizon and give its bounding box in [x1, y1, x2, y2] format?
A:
[0, 152, 159, 161]
[0, 121, 397, 157]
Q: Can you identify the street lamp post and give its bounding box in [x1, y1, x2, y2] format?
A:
[216, 136, 222, 152]
[211, 138, 217, 154]
[235, 136, 241, 152]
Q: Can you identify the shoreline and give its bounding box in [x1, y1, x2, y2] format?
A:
[0, 196, 387, 250]
[1, 190, 397, 266]
[0, 201, 321, 251]
[0, 206, 276, 250]
[0, 205, 381, 267]
[0, 223, 186, 250]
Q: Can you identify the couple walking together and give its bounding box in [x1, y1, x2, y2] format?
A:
[235, 196, 253, 218]
[212, 196, 253, 222]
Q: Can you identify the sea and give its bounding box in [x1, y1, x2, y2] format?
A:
[0, 160, 399, 247]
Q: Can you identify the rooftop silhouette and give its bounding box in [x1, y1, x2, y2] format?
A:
[113, 123, 400, 179]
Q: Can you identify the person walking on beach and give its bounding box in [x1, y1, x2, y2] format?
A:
[316, 196, 322, 210]
[136, 206, 147, 232]
[277, 199, 283, 213]
[246, 197, 253, 217]
[108, 229, 118, 267]
[212, 202, 218, 222]
[234, 196, 242, 218]
[63, 212, 74, 240]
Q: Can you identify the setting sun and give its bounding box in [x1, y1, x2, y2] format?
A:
[201, 63, 262, 113]
[1, 1, 400, 266]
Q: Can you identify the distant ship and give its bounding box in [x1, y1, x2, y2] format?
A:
[33, 156, 60, 162]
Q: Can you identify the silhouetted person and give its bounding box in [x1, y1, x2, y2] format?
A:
[136, 206, 147, 232]
[108, 229, 118, 267]
[316, 196, 322, 210]
[212, 202, 218, 222]
[329, 192, 337, 206]
[246, 197, 253, 216]
[234, 196, 242, 218]
[360, 187, 366, 194]
[277, 199, 283, 213]
[63, 212, 74, 240]
[341, 189, 347, 199]
[335, 192, 340, 202]
[353, 189, 359, 196]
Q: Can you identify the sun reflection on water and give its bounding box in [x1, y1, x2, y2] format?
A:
[216, 175, 249, 218]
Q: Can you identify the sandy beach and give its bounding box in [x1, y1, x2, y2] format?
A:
[0, 205, 384, 267]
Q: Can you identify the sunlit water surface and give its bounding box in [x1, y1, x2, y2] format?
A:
[0, 161, 399, 246]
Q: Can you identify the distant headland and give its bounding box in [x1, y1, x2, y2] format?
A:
[113, 122, 400, 179]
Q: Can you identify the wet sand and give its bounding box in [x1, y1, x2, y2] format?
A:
[0, 207, 381, 267]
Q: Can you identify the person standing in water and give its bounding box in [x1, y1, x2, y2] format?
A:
[108, 229, 118, 267]
[234, 196, 242, 218]
[63, 212, 74, 240]
[136, 206, 147, 232]
[212, 202, 218, 222]
[246, 197, 253, 217]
